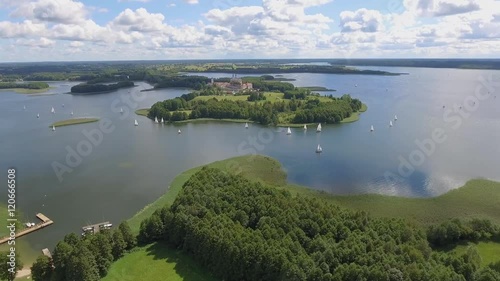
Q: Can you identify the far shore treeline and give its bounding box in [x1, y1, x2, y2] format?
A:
[0, 81, 49, 90]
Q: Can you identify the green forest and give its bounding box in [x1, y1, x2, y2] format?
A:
[136, 167, 500, 281]
[70, 81, 135, 93]
[0, 82, 49, 89]
[147, 86, 362, 125]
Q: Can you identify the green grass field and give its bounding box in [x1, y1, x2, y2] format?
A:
[50, 118, 99, 127]
[102, 242, 218, 281]
[135, 108, 150, 116]
[0, 87, 52, 94]
[115, 155, 500, 281]
[443, 241, 500, 267]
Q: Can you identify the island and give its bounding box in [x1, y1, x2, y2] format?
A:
[144, 76, 365, 126]
[70, 81, 135, 94]
[0, 81, 50, 94]
[50, 118, 100, 127]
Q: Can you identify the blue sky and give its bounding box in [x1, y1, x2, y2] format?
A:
[0, 0, 499, 61]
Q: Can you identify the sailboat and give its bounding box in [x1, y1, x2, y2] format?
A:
[52, 126, 56, 131]
[154, 117, 159, 123]
[23, 105, 26, 110]
[178, 129, 181, 134]
[37, 113, 40, 118]
[245, 122, 249, 129]
[161, 118, 164, 123]
[120, 108, 124, 113]
[286, 127, 291, 135]
[389, 121, 393, 127]
[62, 104, 65, 108]
[316, 123, 322, 133]
[51, 107, 55, 114]
[394, 115, 398, 121]
[134, 120, 138, 126]
[303, 124, 307, 130]
[71, 111, 74, 116]
[315, 144, 322, 154]
[370, 125, 374, 132]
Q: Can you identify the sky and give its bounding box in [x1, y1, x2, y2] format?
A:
[0, 0, 499, 61]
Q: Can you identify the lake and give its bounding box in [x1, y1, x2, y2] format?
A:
[0, 67, 499, 256]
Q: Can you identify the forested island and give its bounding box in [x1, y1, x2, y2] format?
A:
[70, 81, 135, 94]
[147, 77, 363, 126]
[0, 81, 50, 93]
[24, 155, 500, 281]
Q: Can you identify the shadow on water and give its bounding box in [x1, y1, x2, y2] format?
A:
[144, 241, 218, 281]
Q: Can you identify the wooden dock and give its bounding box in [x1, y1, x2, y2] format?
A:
[0, 213, 54, 244]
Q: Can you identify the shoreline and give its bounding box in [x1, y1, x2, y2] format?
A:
[0, 87, 52, 94]
[50, 117, 100, 127]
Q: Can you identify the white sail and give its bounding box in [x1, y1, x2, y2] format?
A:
[161, 118, 164, 123]
[37, 113, 40, 118]
[62, 104, 65, 107]
[134, 120, 138, 126]
[389, 121, 393, 127]
[316, 144, 322, 153]
[178, 129, 181, 134]
[120, 108, 124, 113]
[394, 115, 398, 121]
[287, 127, 292, 135]
[52, 126, 55, 131]
[51, 107, 55, 113]
[23, 105, 26, 110]
[71, 111, 74, 116]
[303, 124, 307, 130]
[316, 123, 322, 132]
[245, 122, 249, 128]
[154, 117, 158, 123]
[370, 125, 374, 132]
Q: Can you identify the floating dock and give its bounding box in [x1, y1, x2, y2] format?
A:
[0, 213, 54, 244]
[81, 221, 112, 235]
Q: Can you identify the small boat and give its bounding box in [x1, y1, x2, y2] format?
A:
[161, 118, 164, 123]
[134, 120, 138, 126]
[51, 107, 55, 114]
[52, 126, 56, 131]
[389, 121, 393, 127]
[316, 123, 322, 133]
[70, 111, 74, 116]
[154, 116, 159, 123]
[355, 84, 358, 87]
[37, 113, 40, 118]
[286, 127, 291, 135]
[62, 104, 65, 107]
[120, 108, 124, 113]
[178, 129, 181, 134]
[23, 105, 26, 110]
[245, 122, 249, 129]
[316, 144, 322, 154]
[303, 124, 307, 130]
[394, 115, 398, 121]
[370, 125, 374, 132]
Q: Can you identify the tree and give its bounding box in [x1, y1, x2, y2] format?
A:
[51, 241, 73, 281]
[112, 230, 127, 260]
[0, 250, 23, 281]
[88, 233, 113, 277]
[118, 221, 137, 250]
[65, 244, 100, 281]
[31, 255, 53, 281]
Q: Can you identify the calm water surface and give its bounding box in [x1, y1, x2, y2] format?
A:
[1, 67, 499, 254]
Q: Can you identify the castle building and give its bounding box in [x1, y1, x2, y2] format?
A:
[210, 74, 253, 93]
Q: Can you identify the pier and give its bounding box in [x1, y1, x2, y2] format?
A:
[0, 213, 54, 244]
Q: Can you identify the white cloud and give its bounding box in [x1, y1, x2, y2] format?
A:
[11, 0, 88, 24]
[339, 9, 384, 33]
[403, 0, 480, 17]
[0, 20, 47, 38]
[112, 8, 165, 33]
[16, 37, 55, 48]
[184, 0, 199, 4]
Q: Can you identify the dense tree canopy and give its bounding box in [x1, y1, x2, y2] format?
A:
[70, 81, 134, 93]
[138, 167, 494, 281]
[0, 82, 49, 89]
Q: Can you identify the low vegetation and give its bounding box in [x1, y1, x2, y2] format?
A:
[50, 118, 100, 127]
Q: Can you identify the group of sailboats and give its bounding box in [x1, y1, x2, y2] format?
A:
[370, 115, 398, 132]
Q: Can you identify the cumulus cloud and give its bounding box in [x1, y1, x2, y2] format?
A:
[184, 0, 199, 4]
[112, 8, 165, 32]
[0, 20, 47, 38]
[339, 9, 384, 33]
[404, 0, 480, 17]
[11, 0, 88, 24]
[16, 37, 55, 48]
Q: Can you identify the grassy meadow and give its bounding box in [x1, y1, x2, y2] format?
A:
[50, 118, 99, 127]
